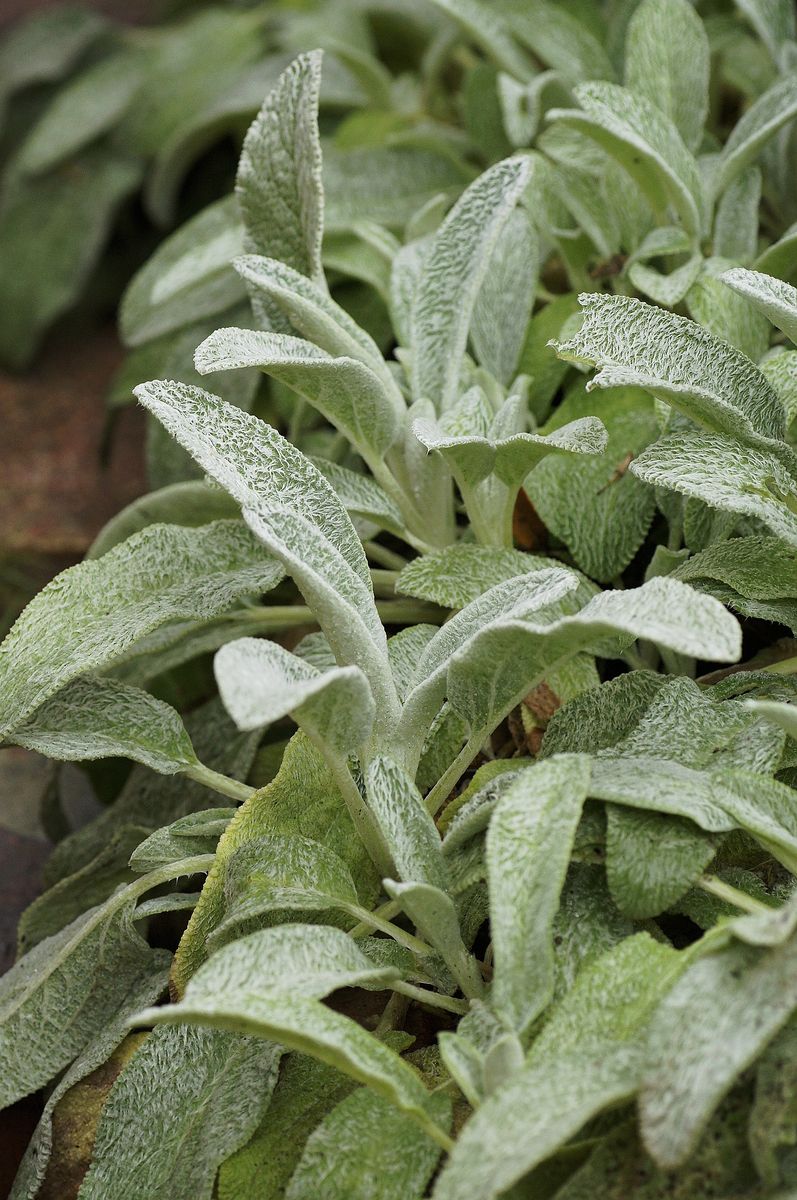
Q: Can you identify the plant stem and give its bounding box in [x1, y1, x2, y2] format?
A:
[364, 541, 408, 571]
[322, 754, 395, 880]
[391, 980, 468, 1015]
[696, 875, 772, 915]
[370, 568, 399, 597]
[226, 599, 446, 632]
[763, 654, 797, 676]
[349, 897, 402, 938]
[424, 732, 484, 816]
[183, 763, 255, 803]
[348, 904, 433, 957]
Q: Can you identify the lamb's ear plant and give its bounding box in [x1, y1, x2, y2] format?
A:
[6, 8, 797, 1199]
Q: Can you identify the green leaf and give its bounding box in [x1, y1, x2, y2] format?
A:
[309, 459, 405, 537]
[744, 698, 797, 742]
[215, 637, 374, 755]
[396, 568, 582, 761]
[135, 383, 398, 724]
[517, 292, 582, 421]
[673, 536, 797, 631]
[426, 0, 531, 78]
[470, 207, 539, 386]
[715, 74, 797, 198]
[196, 924, 402, 1000]
[218, 1053, 356, 1200]
[15, 51, 144, 175]
[236, 50, 324, 288]
[0, 873, 177, 1108]
[87, 480, 238, 559]
[605, 806, 716, 920]
[43, 698, 258, 889]
[624, 0, 709, 152]
[0, 519, 282, 740]
[432, 936, 680, 1200]
[749, 1018, 797, 1186]
[129, 810, 234, 874]
[734, 0, 796, 61]
[366, 756, 447, 887]
[713, 167, 761, 264]
[173, 732, 379, 990]
[487, 755, 592, 1035]
[685, 264, 770, 361]
[554, 1092, 758, 1199]
[78, 1025, 281, 1200]
[525, 382, 657, 582]
[8, 675, 199, 774]
[411, 156, 533, 412]
[322, 144, 469, 231]
[0, 150, 142, 369]
[640, 916, 797, 1167]
[0, 7, 107, 114]
[397, 545, 585, 610]
[630, 430, 797, 548]
[134, 995, 448, 1149]
[496, 0, 615, 84]
[549, 82, 704, 235]
[195, 327, 402, 461]
[9, 1006, 166, 1200]
[213, 834, 362, 937]
[285, 1087, 449, 1200]
[541, 670, 667, 759]
[384, 879, 484, 998]
[721, 266, 797, 346]
[447, 577, 742, 736]
[120, 196, 245, 347]
[553, 293, 786, 442]
[234, 253, 387, 375]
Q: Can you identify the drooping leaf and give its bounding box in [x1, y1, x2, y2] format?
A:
[87, 481, 238, 559]
[0, 519, 282, 739]
[630, 430, 797, 548]
[134, 995, 448, 1149]
[447, 577, 742, 737]
[0, 7, 108, 115]
[77, 1025, 282, 1200]
[195, 327, 402, 461]
[487, 754, 592, 1035]
[135, 382, 399, 723]
[9, 676, 199, 775]
[129, 810, 234, 874]
[425, 0, 531, 78]
[215, 637, 374, 755]
[721, 265, 797, 346]
[553, 293, 786, 443]
[397, 544, 582, 610]
[496, 0, 615, 84]
[411, 156, 533, 411]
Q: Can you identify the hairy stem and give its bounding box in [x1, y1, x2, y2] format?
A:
[183, 763, 255, 803]
[696, 874, 772, 915]
[392, 980, 468, 1015]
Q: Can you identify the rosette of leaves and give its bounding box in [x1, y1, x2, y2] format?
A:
[4, 16, 797, 1200]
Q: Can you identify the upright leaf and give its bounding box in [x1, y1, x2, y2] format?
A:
[487, 755, 592, 1035]
[236, 50, 325, 284]
[411, 156, 533, 411]
[715, 74, 797, 198]
[366, 756, 447, 887]
[549, 82, 704, 236]
[215, 637, 374, 755]
[624, 0, 709, 152]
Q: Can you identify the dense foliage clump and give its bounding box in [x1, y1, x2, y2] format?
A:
[3, 1, 797, 1197]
